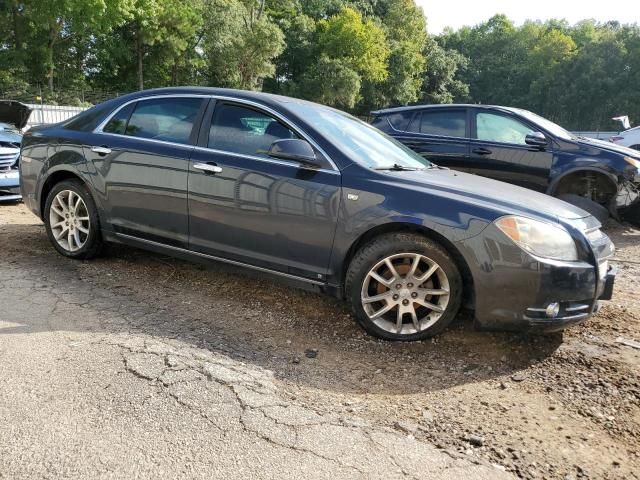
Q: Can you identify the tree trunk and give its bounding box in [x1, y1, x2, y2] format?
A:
[172, 59, 179, 86]
[47, 34, 55, 91]
[136, 26, 144, 91]
[11, 1, 21, 50]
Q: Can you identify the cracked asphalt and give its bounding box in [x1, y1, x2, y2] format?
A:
[0, 204, 511, 479]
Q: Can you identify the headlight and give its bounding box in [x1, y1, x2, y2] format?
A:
[624, 156, 640, 169]
[495, 216, 578, 261]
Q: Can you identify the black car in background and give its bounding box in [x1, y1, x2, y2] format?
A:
[371, 104, 640, 223]
[20, 88, 615, 340]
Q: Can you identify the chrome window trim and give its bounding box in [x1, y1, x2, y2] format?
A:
[92, 93, 340, 172]
[114, 232, 325, 286]
[192, 146, 339, 175]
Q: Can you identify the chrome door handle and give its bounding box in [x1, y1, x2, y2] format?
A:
[90, 146, 112, 155]
[193, 163, 222, 174]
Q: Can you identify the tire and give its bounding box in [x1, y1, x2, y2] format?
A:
[44, 179, 103, 259]
[345, 233, 462, 341]
[557, 193, 610, 224]
[630, 144, 640, 151]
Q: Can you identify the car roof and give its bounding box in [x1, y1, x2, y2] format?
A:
[115, 87, 326, 111]
[370, 104, 519, 116]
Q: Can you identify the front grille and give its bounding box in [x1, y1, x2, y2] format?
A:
[0, 152, 19, 168]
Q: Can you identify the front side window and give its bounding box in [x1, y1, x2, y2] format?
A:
[476, 112, 533, 145]
[124, 97, 203, 144]
[408, 110, 466, 137]
[208, 103, 298, 158]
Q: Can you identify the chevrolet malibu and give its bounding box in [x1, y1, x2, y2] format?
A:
[20, 88, 616, 340]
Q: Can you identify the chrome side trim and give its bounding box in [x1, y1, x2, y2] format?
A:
[565, 304, 590, 312]
[523, 312, 590, 322]
[92, 93, 340, 172]
[114, 232, 326, 286]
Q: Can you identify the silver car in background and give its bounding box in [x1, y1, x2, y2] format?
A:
[0, 101, 31, 202]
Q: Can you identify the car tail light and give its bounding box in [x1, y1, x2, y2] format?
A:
[610, 135, 624, 142]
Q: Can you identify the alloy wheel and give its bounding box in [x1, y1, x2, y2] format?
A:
[361, 253, 451, 335]
[49, 189, 91, 252]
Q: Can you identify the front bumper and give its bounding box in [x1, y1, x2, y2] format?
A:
[457, 223, 615, 333]
[0, 168, 21, 201]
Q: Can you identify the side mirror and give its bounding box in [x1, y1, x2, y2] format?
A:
[525, 131, 548, 148]
[268, 139, 321, 168]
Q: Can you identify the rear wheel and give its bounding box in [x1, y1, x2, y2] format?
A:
[44, 179, 103, 259]
[345, 233, 462, 341]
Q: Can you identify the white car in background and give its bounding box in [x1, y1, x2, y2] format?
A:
[611, 126, 640, 151]
[0, 100, 31, 202]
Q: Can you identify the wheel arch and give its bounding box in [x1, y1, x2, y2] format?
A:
[547, 167, 618, 197]
[39, 169, 90, 220]
[341, 222, 475, 308]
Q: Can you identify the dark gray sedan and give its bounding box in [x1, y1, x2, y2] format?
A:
[19, 88, 616, 340]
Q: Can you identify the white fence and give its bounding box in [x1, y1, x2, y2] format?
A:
[26, 104, 88, 128]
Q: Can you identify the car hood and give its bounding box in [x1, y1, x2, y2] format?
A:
[0, 100, 32, 130]
[388, 168, 590, 222]
[576, 136, 640, 159]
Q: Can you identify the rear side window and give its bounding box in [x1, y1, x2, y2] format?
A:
[103, 103, 135, 135]
[386, 111, 414, 131]
[408, 110, 466, 137]
[125, 97, 203, 144]
[208, 103, 298, 158]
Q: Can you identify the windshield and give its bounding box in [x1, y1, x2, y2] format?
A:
[286, 103, 431, 169]
[510, 108, 575, 141]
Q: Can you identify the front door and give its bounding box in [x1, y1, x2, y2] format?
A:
[468, 109, 553, 192]
[84, 96, 207, 247]
[188, 101, 341, 281]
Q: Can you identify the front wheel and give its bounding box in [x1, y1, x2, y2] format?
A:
[345, 233, 462, 341]
[44, 179, 103, 259]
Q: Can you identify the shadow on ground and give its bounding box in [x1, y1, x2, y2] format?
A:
[0, 222, 563, 396]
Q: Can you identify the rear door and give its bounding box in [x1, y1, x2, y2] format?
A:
[468, 109, 553, 191]
[83, 95, 207, 247]
[391, 108, 470, 170]
[187, 100, 341, 281]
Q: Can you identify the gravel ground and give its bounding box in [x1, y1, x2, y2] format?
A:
[1, 202, 638, 479]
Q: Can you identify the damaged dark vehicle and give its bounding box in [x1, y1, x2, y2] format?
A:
[371, 104, 640, 224]
[0, 100, 31, 202]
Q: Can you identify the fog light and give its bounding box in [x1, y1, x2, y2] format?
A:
[545, 302, 560, 318]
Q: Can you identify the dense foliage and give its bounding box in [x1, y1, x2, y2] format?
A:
[0, 1, 638, 129]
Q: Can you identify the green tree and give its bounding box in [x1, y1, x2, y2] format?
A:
[374, 0, 427, 107]
[421, 37, 468, 103]
[22, 0, 129, 91]
[298, 56, 361, 108]
[317, 7, 390, 83]
[204, 0, 285, 90]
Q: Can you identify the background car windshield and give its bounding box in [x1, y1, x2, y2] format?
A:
[287, 104, 431, 169]
[512, 108, 575, 140]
